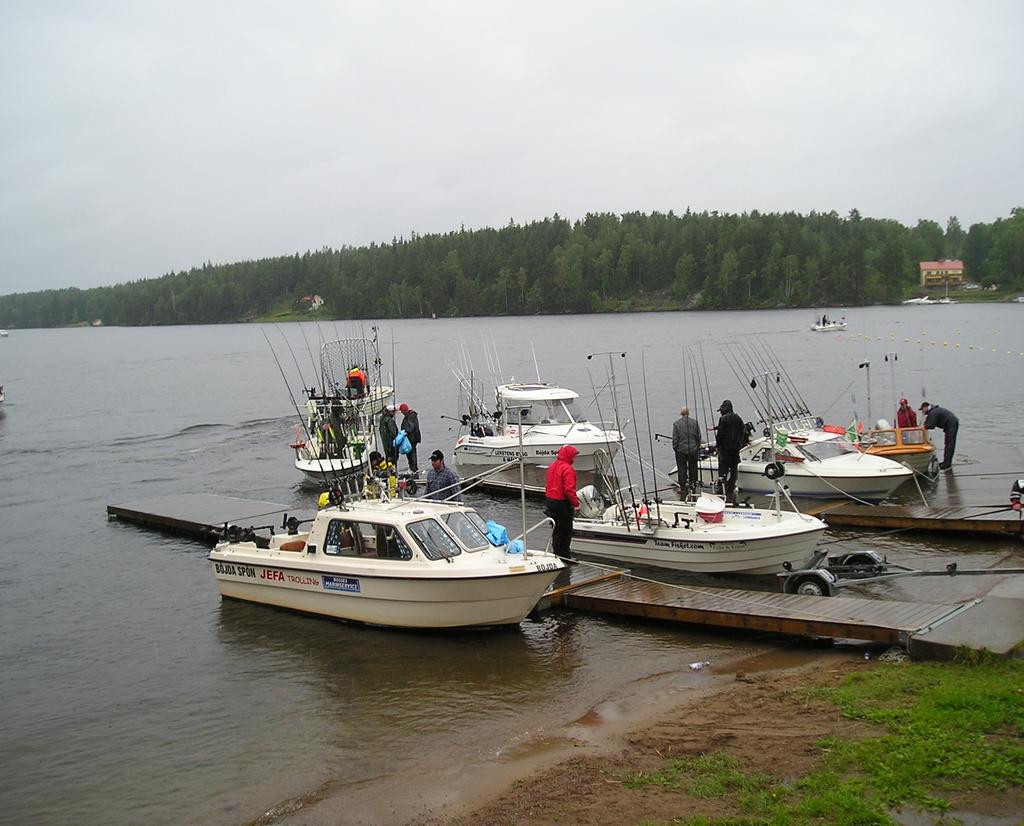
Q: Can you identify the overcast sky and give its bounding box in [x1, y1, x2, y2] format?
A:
[1, 1, 1021, 295]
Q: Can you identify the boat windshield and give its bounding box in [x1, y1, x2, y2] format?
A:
[408, 519, 464, 560]
[900, 429, 927, 445]
[441, 511, 490, 551]
[797, 440, 860, 461]
[870, 431, 898, 446]
[518, 398, 582, 425]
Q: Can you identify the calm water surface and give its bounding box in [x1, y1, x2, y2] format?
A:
[1, 306, 1022, 824]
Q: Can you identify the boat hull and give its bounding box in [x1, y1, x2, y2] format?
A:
[698, 458, 912, 501]
[453, 435, 620, 471]
[209, 558, 560, 628]
[572, 507, 826, 574]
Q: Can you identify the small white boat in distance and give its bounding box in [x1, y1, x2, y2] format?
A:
[902, 296, 937, 305]
[209, 497, 565, 629]
[453, 382, 623, 471]
[811, 319, 846, 332]
[572, 488, 826, 574]
[0, 330, 8, 337]
[699, 426, 913, 502]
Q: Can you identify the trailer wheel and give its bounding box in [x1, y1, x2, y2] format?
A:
[791, 574, 830, 597]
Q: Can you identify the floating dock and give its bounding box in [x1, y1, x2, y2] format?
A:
[107, 493, 1024, 659]
[808, 502, 1023, 538]
[107, 493, 314, 548]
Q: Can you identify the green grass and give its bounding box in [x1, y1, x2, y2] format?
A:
[628, 658, 1024, 826]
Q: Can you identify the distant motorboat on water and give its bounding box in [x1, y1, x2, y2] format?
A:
[811, 317, 846, 332]
[0, 329, 8, 337]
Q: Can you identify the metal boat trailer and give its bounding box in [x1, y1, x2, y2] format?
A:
[778, 548, 1024, 597]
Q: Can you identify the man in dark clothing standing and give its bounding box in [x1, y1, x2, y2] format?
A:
[544, 445, 580, 560]
[714, 399, 745, 504]
[379, 405, 399, 465]
[919, 402, 959, 470]
[671, 404, 702, 497]
[398, 403, 421, 474]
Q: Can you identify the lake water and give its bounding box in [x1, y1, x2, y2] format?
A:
[1, 305, 1022, 825]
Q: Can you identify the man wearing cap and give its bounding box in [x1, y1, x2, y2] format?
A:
[713, 399, 745, 504]
[919, 402, 959, 471]
[425, 450, 462, 502]
[896, 398, 917, 429]
[379, 405, 399, 465]
[398, 403, 421, 474]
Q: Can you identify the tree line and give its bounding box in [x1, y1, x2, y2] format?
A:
[2, 207, 1022, 328]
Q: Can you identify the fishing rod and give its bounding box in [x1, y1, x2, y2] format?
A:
[262, 328, 342, 499]
[589, 352, 626, 519]
[752, 335, 811, 423]
[622, 353, 653, 512]
[689, 344, 713, 490]
[697, 341, 718, 492]
[296, 322, 320, 392]
[588, 351, 640, 530]
[640, 350, 663, 523]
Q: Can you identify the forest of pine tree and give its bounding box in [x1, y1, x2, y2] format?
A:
[2, 207, 1022, 328]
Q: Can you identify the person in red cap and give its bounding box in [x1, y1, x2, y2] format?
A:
[896, 398, 917, 428]
[398, 403, 421, 474]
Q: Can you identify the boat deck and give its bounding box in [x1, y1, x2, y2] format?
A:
[808, 501, 1023, 538]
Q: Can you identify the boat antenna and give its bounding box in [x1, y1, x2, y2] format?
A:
[296, 322, 320, 391]
[858, 361, 872, 424]
[884, 351, 898, 421]
[530, 341, 541, 382]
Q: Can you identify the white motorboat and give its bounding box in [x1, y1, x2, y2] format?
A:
[209, 497, 565, 629]
[292, 336, 394, 485]
[810, 318, 846, 332]
[902, 296, 936, 305]
[0, 330, 8, 337]
[698, 427, 913, 502]
[453, 382, 623, 472]
[572, 488, 826, 574]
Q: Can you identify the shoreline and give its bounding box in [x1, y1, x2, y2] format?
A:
[274, 644, 865, 825]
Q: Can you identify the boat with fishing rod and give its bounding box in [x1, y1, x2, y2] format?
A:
[209, 494, 565, 629]
[687, 337, 914, 502]
[291, 335, 395, 486]
[448, 345, 624, 473]
[842, 353, 937, 475]
[571, 484, 827, 574]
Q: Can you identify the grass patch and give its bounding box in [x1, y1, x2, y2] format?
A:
[629, 658, 1023, 825]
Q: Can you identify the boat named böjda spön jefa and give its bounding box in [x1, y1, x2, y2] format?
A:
[209, 497, 565, 629]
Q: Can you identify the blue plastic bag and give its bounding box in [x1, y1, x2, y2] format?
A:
[393, 429, 413, 455]
[485, 519, 509, 546]
[505, 539, 524, 555]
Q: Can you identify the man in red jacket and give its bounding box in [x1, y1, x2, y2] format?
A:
[545, 445, 580, 560]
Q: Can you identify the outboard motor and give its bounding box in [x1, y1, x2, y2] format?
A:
[576, 485, 605, 518]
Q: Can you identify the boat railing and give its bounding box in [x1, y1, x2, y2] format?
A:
[511, 517, 556, 557]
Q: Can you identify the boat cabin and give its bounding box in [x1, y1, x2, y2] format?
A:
[271, 503, 498, 563]
[496, 383, 586, 426]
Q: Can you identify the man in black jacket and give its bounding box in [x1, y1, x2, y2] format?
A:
[919, 402, 959, 470]
[714, 399, 746, 504]
[398, 403, 421, 474]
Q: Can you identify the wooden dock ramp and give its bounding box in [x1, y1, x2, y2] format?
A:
[564, 576, 966, 645]
[811, 502, 1023, 538]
